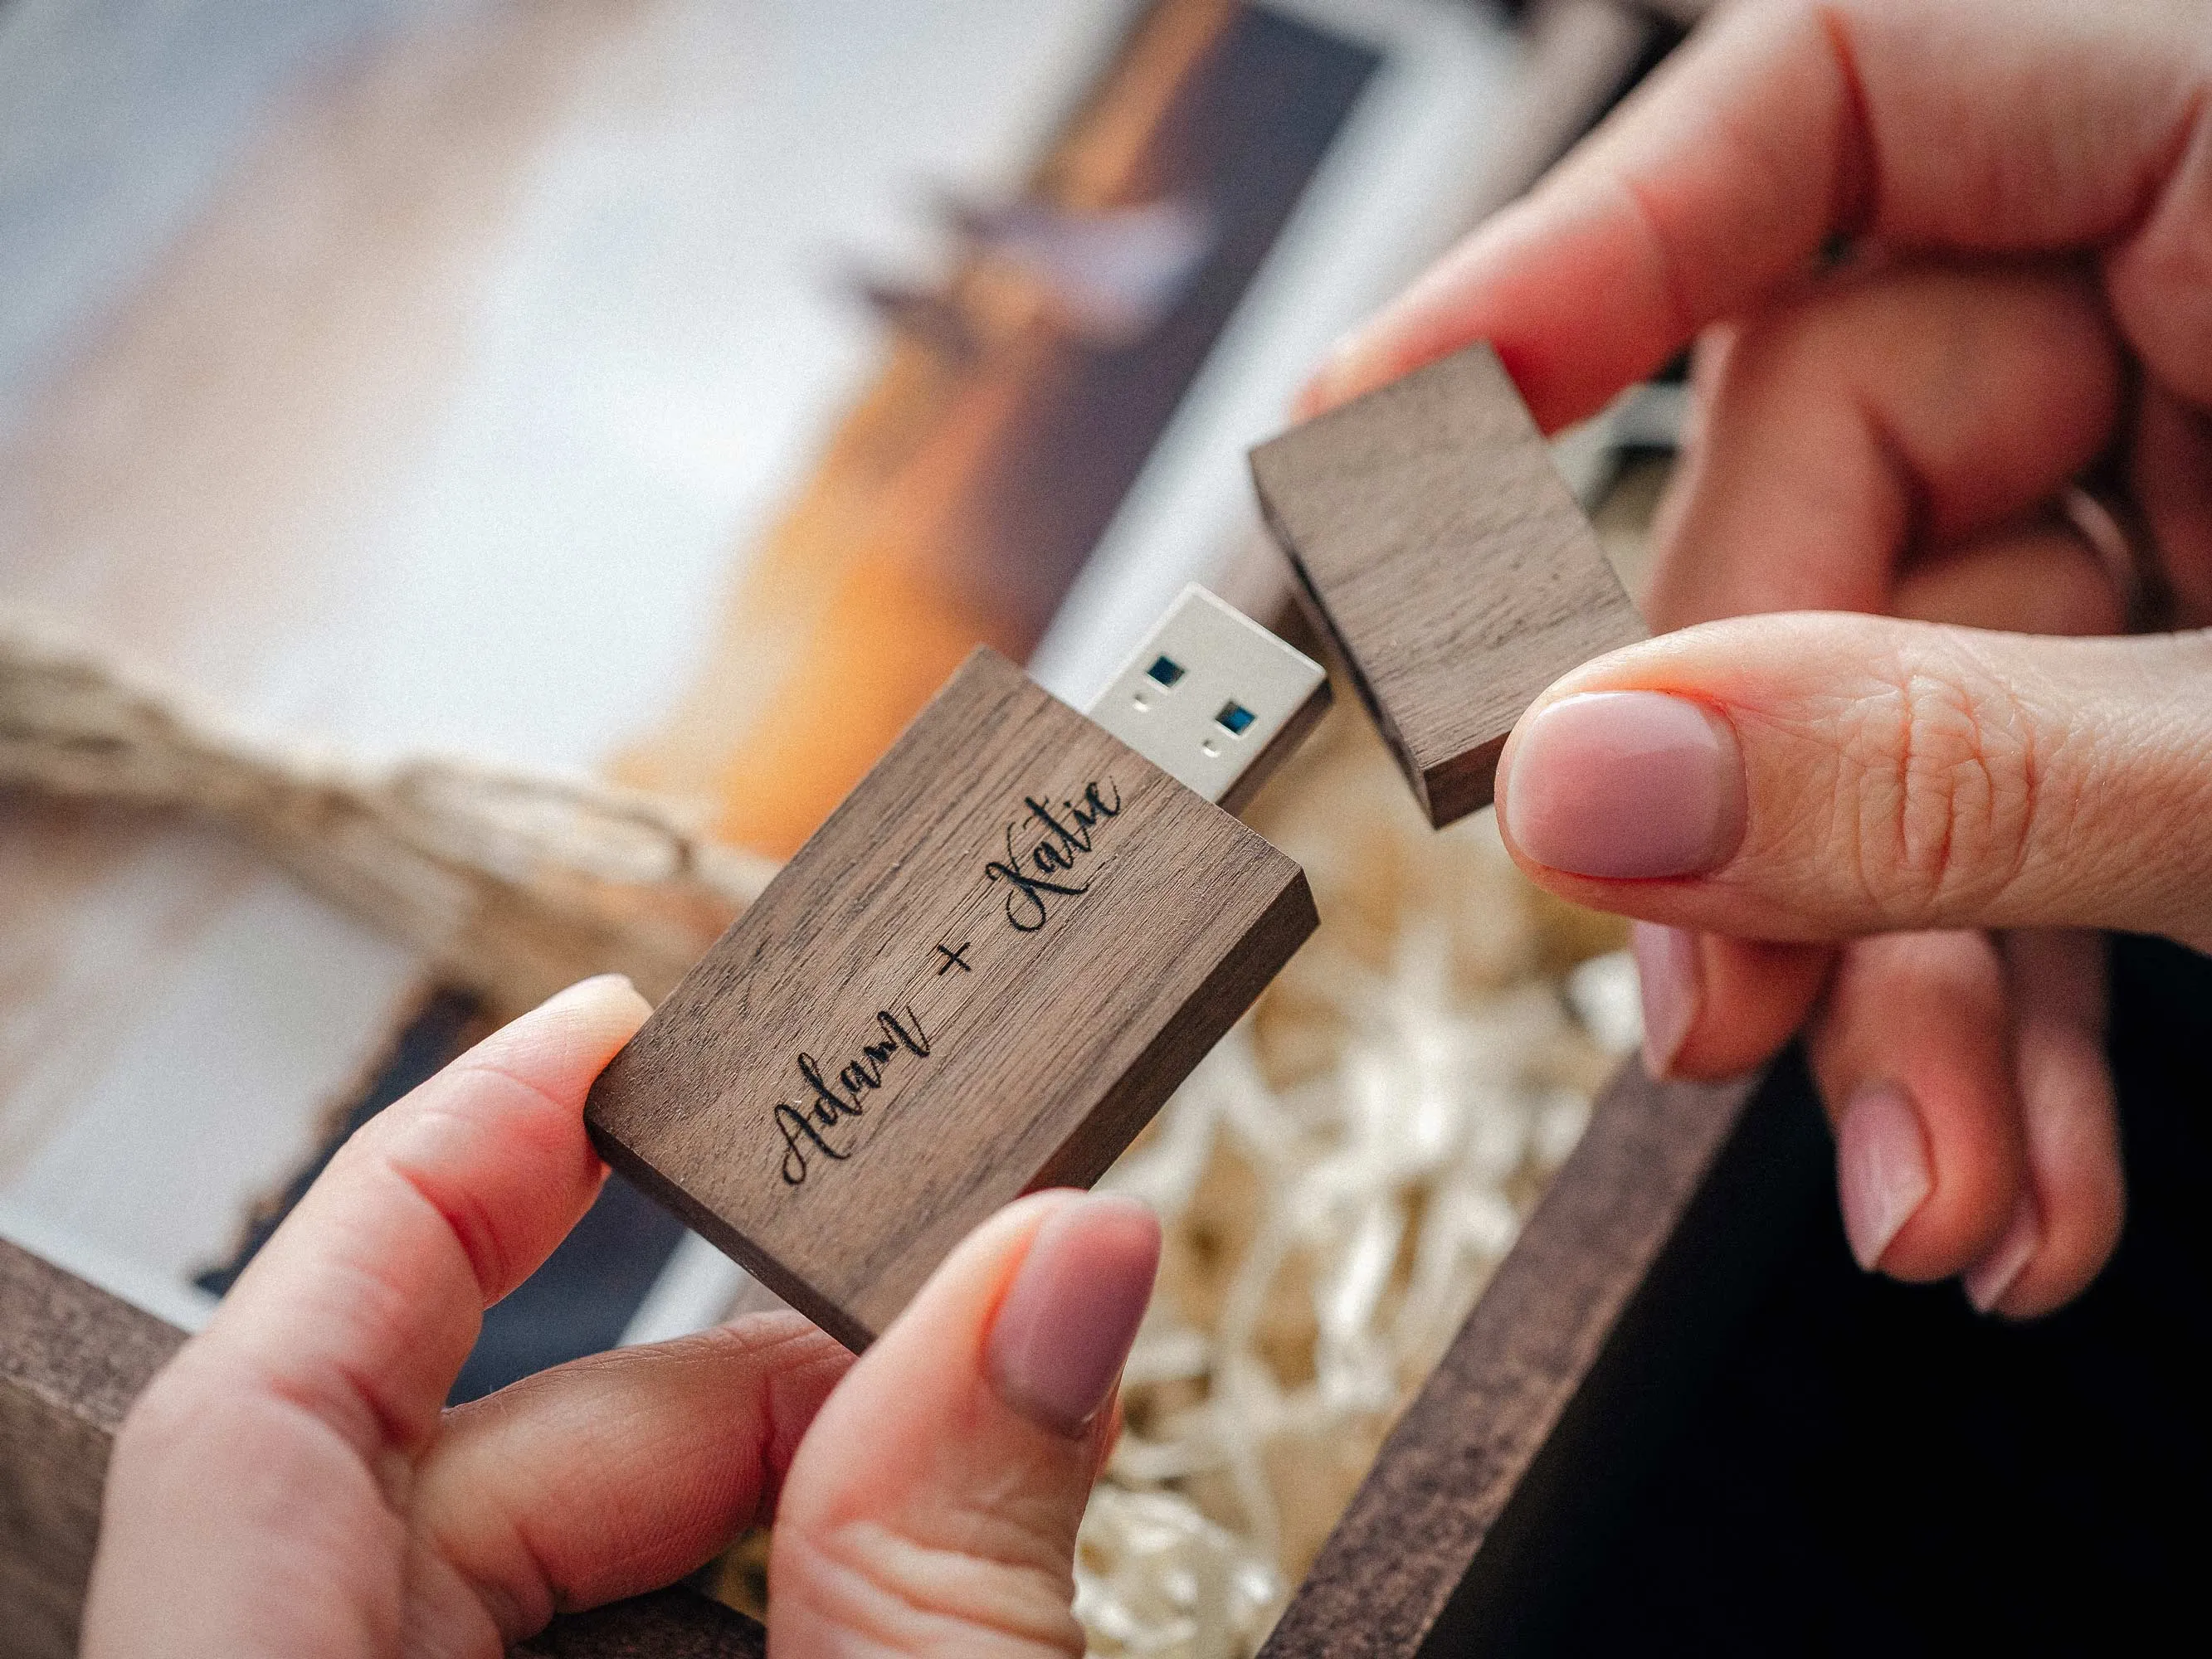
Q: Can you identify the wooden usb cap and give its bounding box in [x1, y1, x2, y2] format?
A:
[587, 601, 1322, 1350]
[1250, 342, 1646, 829]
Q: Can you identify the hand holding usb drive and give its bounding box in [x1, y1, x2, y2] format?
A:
[587, 587, 1327, 1350]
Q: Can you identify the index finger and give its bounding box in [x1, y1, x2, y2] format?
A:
[1303, 0, 2210, 430]
[196, 975, 648, 1461]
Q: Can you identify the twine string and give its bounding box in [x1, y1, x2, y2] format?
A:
[0, 607, 771, 1015]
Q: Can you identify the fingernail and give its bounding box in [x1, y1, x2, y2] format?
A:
[1836, 1082, 1932, 1272]
[1962, 1193, 2039, 1316]
[540, 974, 638, 1012]
[1503, 693, 1744, 879]
[987, 1194, 1160, 1435]
[1295, 335, 1364, 419]
[1631, 922, 1700, 1078]
[521, 974, 649, 1039]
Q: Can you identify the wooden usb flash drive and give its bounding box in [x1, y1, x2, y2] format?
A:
[587, 588, 1327, 1350]
[1250, 341, 1646, 829]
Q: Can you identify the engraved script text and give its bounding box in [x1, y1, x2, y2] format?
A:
[774, 1005, 931, 1185]
[984, 781, 1121, 932]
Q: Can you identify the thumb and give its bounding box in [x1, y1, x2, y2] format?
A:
[1495, 615, 2212, 950]
[767, 1191, 1158, 1657]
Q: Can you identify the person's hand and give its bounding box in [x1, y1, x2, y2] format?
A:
[80, 976, 1158, 1657]
[1304, 0, 2212, 1318]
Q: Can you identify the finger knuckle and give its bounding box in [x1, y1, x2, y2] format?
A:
[777, 1517, 1084, 1657]
[1837, 638, 2046, 920]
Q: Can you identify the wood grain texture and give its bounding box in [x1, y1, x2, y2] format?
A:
[1250, 342, 1647, 828]
[0, 1238, 185, 1659]
[1257, 1056, 1817, 1659]
[588, 648, 1316, 1350]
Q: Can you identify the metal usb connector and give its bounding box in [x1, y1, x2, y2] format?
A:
[1085, 585, 1330, 815]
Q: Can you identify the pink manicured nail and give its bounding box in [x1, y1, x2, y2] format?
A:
[1631, 922, 1700, 1078]
[1963, 1193, 2039, 1316]
[1502, 693, 1744, 879]
[987, 1194, 1160, 1435]
[1836, 1082, 1932, 1272]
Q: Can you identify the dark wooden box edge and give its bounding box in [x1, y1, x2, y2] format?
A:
[0, 1051, 1816, 1659]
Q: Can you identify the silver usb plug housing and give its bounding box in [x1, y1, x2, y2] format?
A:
[1085, 585, 1330, 814]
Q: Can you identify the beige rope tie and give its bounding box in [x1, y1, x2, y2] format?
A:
[0, 606, 772, 1017]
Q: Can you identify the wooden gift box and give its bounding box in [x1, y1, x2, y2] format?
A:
[2, 1050, 1785, 1659]
[12, 932, 2211, 1655]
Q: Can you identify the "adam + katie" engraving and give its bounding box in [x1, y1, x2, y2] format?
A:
[770, 776, 1123, 1187]
[983, 781, 1121, 932]
[773, 1006, 930, 1185]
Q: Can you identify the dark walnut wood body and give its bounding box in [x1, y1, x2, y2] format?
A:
[1251, 342, 1648, 828]
[585, 647, 1317, 1350]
